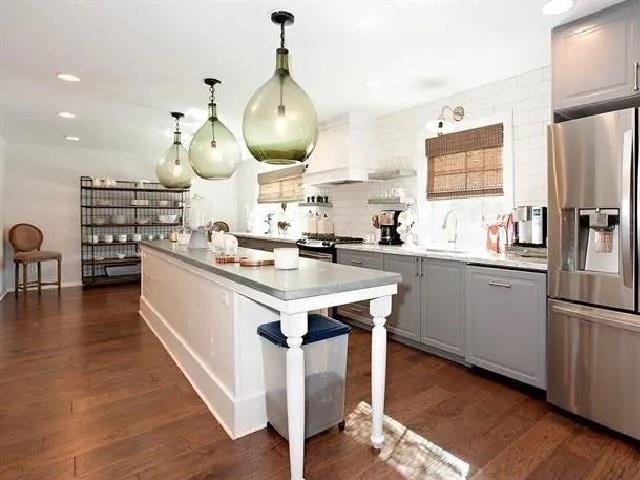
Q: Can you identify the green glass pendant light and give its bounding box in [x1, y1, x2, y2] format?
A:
[243, 11, 318, 165]
[156, 112, 195, 189]
[189, 78, 242, 180]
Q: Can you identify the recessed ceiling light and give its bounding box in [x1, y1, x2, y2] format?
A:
[65, 135, 80, 142]
[57, 111, 76, 119]
[542, 0, 574, 15]
[57, 73, 81, 82]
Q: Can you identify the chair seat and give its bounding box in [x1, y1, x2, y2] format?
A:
[15, 250, 62, 263]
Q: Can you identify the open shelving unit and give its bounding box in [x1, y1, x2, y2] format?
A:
[80, 176, 189, 287]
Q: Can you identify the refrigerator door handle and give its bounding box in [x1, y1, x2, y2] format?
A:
[550, 303, 640, 333]
[621, 128, 634, 289]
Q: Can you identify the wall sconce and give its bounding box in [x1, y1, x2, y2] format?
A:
[426, 105, 465, 136]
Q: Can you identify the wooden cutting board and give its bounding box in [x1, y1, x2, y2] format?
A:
[214, 255, 246, 264]
[239, 258, 275, 267]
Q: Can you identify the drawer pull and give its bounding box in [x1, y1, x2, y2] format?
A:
[488, 280, 511, 288]
[351, 260, 364, 265]
[635, 61, 639, 92]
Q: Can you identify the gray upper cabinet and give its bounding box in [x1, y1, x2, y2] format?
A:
[465, 266, 547, 389]
[421, 259, 465, 356]
[382, 254, 421, 341]
[552, 0, 640, 112]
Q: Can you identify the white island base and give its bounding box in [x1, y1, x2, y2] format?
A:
[139, 243, 399, 480]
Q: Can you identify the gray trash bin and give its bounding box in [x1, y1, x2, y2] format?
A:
[257, 313, 351, 440]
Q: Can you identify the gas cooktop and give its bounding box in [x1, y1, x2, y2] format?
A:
[297, 234, 364, 248]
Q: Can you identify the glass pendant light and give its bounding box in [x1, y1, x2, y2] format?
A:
[156, 112, 195, 189]
[189, 78, 242, 180]
[243, 11, 318, 165]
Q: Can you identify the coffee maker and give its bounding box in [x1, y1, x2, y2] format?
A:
[514, 206, 547, 247]
[373, 210, 403, 245]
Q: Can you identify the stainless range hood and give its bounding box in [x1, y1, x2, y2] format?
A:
[303, 166, 372, 186]
[303, 112, 381, 186]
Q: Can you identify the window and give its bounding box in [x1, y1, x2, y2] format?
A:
[425, 123, 504, 200]
[257, 164, 305, 203]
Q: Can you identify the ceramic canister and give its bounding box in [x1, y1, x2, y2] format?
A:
[274, 247, 299, 270]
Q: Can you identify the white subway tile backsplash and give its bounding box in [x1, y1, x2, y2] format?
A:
[326, 66, 550, 243]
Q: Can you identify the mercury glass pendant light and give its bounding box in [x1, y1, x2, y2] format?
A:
[242, 11, 318, 165]
[156, 112, 195, 189]
[189, 78, 242, 180]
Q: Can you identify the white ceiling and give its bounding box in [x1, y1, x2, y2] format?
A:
[0, 0, 620, 159]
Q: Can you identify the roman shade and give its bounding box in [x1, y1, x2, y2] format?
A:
[425, 123, 504, 200]
[257, 164, 305, 203]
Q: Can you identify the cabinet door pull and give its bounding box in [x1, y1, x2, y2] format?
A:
[634, 61, 639, 92]
[489, 280, 512, 288]
[420, 258, 424, 277]
[415, 257, 420, 277]
[350, 260, 363, 265]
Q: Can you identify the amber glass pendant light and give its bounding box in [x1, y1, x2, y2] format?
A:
[189, 78, 242, 180]
[242, 11, 318, 165]
[156, 112, 195, 189]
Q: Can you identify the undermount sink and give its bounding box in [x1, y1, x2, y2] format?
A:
[423, 247, 471, 254]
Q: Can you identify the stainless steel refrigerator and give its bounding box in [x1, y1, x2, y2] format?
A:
[548, 107, 640, 440]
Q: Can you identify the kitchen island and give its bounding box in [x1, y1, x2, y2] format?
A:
[138, 241, 400, 480]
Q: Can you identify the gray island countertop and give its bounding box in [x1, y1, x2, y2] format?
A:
[141, 240, 401, 301]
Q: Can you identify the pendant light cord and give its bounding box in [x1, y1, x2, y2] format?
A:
[280, 22, 286, 48]
[278, 21, 286, 114]
[209, 84, 217, 147]
[174, 116, 181, 165]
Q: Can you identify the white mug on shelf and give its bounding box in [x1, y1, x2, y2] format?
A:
[102, 234, 114, 244]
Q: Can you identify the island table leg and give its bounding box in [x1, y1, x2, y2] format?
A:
[370, 295, 391, 450]
[280, 312, 309, 480]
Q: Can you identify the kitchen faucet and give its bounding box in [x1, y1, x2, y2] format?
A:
[442, 209, 458, 244]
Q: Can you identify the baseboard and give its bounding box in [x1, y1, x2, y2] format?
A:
[139, 296, 266, 439]
[0, 290, 7, 303]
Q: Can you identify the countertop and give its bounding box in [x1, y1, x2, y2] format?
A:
[336, 243, 547, 272]
[141, 240, 401, 301]
[228, 232, 547, 272]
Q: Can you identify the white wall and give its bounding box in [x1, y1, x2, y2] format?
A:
[0, 134, 6, 296]
[3, 143, 236, 287]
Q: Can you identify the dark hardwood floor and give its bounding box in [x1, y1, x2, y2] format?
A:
[1, 285, 639, 479]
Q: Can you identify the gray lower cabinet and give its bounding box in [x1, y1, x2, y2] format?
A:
[552, 0, 640, 112]
[335, 302, 373, 327]
[465, 266, 547, 389]
[337, 249, 384, 270]
[336, 250, 384, 327]
[382, 254, 421, 341]
[421, 258, 465, 356]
